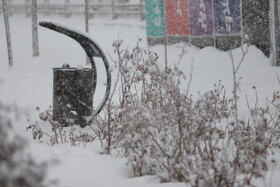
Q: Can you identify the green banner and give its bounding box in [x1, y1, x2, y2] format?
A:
[145, 0, 166, 37]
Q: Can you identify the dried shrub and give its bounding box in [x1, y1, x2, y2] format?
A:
[27, 107, 96, 147]
[101, 40, 280, 186]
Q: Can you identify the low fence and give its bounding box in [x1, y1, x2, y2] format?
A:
[0, 0, 145, 20]
[1, 0, 275, 63]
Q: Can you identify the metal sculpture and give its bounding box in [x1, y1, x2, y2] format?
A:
[39, 21, 111, 127]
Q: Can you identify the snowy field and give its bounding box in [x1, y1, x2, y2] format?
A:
[1, 14, 280, 186]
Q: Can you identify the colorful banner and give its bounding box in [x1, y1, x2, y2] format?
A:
[166, 0, 190, 36]
[189, 0, 214, 36]
[145, 0, 166, 37]
[213, 0, 241, 34]
[145, 0, 242, 39]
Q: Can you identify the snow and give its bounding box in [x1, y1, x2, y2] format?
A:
[1, 14, 280, 186]
[76, 64, 84, 70]
[39, 19, 105, 53]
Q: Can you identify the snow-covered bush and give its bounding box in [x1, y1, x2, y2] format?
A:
[101, 40, 280, 186]
[27, 107, 96, 147]
[0, 102, 46, 187]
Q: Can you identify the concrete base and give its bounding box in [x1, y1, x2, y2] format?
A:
[215, 35, 242, 51]
[167, 36, 189, 44]
[148, 35, 243, 52]
[147, 37, 165, 45]
[190, 36, 215, 48]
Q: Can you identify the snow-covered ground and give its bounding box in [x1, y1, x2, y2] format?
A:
[1, 14, 280, 187]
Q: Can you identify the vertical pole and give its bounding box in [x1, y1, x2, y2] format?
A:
[85, 0, 89, 33]
[270, 0, 275, 65]
[240, 0, 243, 45]
[140, 0, 144, 20]
[212, 0, 216, 48]
[25, 0, 30, 17]
[162, 0, 168, 70]
[2, 0, 13, 69]
[276, 0, 280, 66]
[32, 0, 39, 57]
[85, 0, 89, 64]
[64, 0, 70, 18]
[112, 0, 115, 20]
[8, 0, 12, 16]
[270, 0, 280, 66]
[44, 0, 50, 16]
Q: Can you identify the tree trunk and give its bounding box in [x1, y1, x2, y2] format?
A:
[32, 0, 39, 57]
[2, 0, 14, 69]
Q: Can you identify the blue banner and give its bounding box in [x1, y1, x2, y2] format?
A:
[145, 0, 166, 37]
[213, 0, 241, 34]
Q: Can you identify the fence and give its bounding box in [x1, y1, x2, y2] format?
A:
[1, 0, 274, 61]
[0, 0, 145, 20]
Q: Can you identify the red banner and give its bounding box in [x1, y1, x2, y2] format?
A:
[166, 0, 190, 36]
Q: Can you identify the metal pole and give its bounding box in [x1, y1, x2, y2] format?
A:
[112, 0, 115, 20]
[2, 0, 13, 69]
[275, 0, 280, 66]
[270, 0, 280, 66]
[85, 0, 89, 64]
[85, 0, 89, 33]
[44, 0, 50, 16]
[140, 0, 145, 20]
[162, 0, 168, 70]
[25, 0, 30, 17]
[64, 0, 70, 18]
[32, 0, 39, 56]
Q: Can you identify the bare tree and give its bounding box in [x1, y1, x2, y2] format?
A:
[2, 0, 13, 69]
[32, 0, 39, 57]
